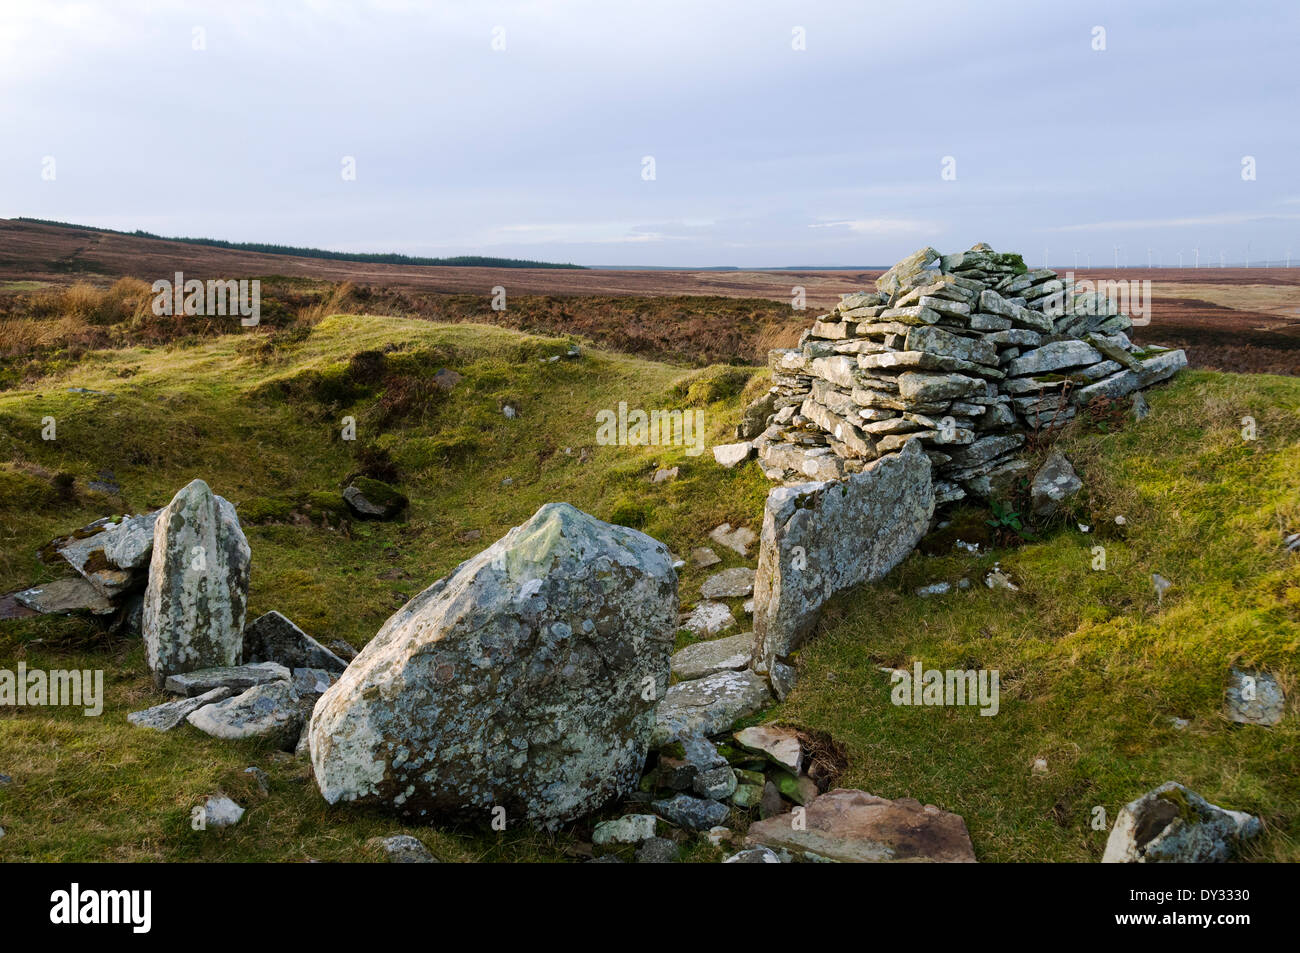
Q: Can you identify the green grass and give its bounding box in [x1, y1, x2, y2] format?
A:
[0, 315, 1296, 862]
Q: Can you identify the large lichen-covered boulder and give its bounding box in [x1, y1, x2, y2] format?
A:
[309, 502, 679, 830]
[752, 440, 934, 672]
[142, 479, 251, 688]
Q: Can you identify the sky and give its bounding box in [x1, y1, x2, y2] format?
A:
[2, 0, 1298, 268]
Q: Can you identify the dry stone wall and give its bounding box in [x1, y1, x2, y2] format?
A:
[753, 243, 1187, 504]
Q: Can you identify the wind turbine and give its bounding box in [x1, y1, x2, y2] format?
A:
[1113, 244, 1120, 269]
[1147, 247, 1152, 269]
[1178, 250, 1183, 268]
[1193, 246, 1199, 269]
[1074, 249, 1079, 270]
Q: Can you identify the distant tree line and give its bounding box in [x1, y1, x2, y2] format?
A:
[16, 218, 586, 269]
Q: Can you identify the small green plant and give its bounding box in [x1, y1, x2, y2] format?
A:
[987, 499, 1035, 542]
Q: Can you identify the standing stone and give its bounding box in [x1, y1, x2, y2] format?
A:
[309, 502, 678, 830]
[142, 480, 251, 688]
[752, 440, 934, 670]
[1029, 451, 1082, 518]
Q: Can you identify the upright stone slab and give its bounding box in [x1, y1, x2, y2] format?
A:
[142, 479, 251, 688]
[752, 440, 934, 671]
[309, 502, 678, 830]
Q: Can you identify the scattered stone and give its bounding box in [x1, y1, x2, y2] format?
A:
[187, 680, 308, 748]
[164, 662, 290, 697]
[770, 660, 798, 701]
[242, 611, 347, 673]
[713, 442, 753, 468]
[670, 631, 754, 680]
[915, 581, 951, 597]
[733, 725, 803, 773]
[432, 368, 461, 391]
[652, 467, 679, 484]
[709, 523, 758, 557]
[651, 669, 773, 747]
[1225, 668, 1285, 726]
[1130, 390, 1150, 420]
[203, 795, 245, 829]
[635, 837, 681, 863]
[700, 567, 756, 600]
[1152, 573, 1173, 605]
[592, 814, 659, 846]
[143, 479, 251, 688]
[342, 477, 409, 520]
[724, 847, 782, 863]
[127, 686, 234, 731]
[1029, 451, 1082, 518]
[1031, 758, 1049, 776]
[1101, 782, 1262, 863]
[369, 834, 439, 863]
[746, 788, 976, 862]
[651, 793, 730, 831]
[705, 825, 731, 847]
[309, 503, 678, 829]
[984, 566, 1019, 591]
[759, 781, 785, 819]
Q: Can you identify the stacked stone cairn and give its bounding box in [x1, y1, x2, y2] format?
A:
[751, 243, 1187, 504]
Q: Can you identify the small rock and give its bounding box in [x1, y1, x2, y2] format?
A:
[369, 834, 439, 863]
[502, 405, 517, 419]
[770, 660, 798, 701]
[652, 793, 730, 831]
[1032, 758, 1049, 775]
[635, 837, 681, 863]
[915, 581, 951, 597]
[0, 773, 12, 785]
[700, 567, 756, 600]
[1170, 717, 1191, 730]
[713, 442, 753, 469]
[1283, 532, 1300, 552]
[1029, 451, 1082, 518]
[652, 467, 679, 484]
[343, 477, 408, 520]
[127, 686, 235, 731]
[592, 814, 658, 846]
[759, 781, 785, 819]
[1152, 573, 1173, 605]
[290, 667, 337, 699]
[691, 547, 722, 568]
[203, 795, 245, 829]
[709, 523, 758, 558]
[723, 846, 782, 863]
[242, 610, 348, 672]
[1130, 391, 1150, 420]
[651, 669, 773, 747]
[732, 784, 763, 808]
[1102, 781, 1261, 863]
[186, 681, 307, 748]
[705, 825, 731, 847]
[694, 764, 739, 801]
[243, 766, 270, 796]
[984, 567, 1019, 591]
[1226, 668, 1285, 726]
[734, 724, 803, 774]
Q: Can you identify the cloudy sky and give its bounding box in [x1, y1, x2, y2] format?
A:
[3, 0, 1297, 267]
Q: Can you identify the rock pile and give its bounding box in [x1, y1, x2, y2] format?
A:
[749, 243, 1187, 503]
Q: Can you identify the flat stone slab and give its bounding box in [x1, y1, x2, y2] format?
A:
[186, 680, 306, 746]
[651, 793, 730, 831]
[733, 724, 802, 773]
[165, 662, 290, 697]
[709, 523, 758, 558]
[713, 442, 753, 468]
[700, 567, 756, 600]
[690, 547, 722, 568]
[670, 632, 755, 680]
[127, 686, 234, 731]
[592, 814, 659, 846]
[681, 601, 736, 637]
[14, 578, 115, 615]
[746, 788, 976, 862]
[651, 669, 772, 747]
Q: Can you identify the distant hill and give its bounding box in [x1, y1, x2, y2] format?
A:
[12, 218, 585, 270]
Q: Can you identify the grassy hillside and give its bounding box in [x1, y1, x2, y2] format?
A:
[0, 313, 1296, 861]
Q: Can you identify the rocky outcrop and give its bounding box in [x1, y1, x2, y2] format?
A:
[309, 502, 678, 830]
[142, 480, 251, 688]
[752, 439, 934, 673]
[1101, 782, 1262, 863]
